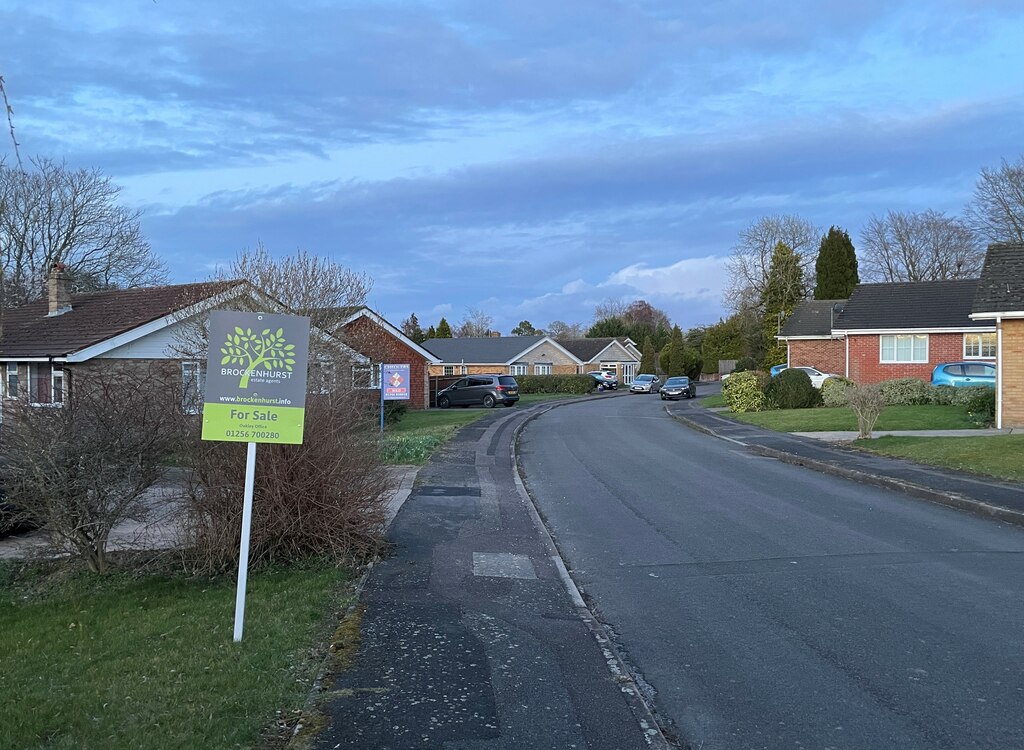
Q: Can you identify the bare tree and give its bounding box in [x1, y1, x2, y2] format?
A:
[964, 156, 1024, 244]
[0, 157, 167, 307]
[593, 298, 628, 323]
[724, 214, 819, 311]
[860, 210, 983, 282]
[0, 364, 185, 573]
[546, 320, 586, 339]
[228, 243, 371, 335]
[456, 307, 494, 337]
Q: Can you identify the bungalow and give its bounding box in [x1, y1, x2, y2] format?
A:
[556, 337, 641, 384]
[779, 280, 994, 384]
[832, 280, 994, 383]
[969, 243, 1024, 429]
[337, 307, 440, 410]
[778, 299, 847, 375]
[0, 265, 367, 422]
[422, 335, 581, 377]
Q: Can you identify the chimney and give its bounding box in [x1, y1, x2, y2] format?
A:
[47, 263, 73, 316]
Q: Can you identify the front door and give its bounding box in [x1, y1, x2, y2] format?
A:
[622, 362, 637, 384]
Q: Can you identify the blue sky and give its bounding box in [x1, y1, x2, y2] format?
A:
[4, 1, 1023, 333]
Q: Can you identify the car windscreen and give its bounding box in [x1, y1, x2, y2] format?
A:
[498, 376, 518, 386]
[635, 375, 653, 381]
[665, 378, 688, 385]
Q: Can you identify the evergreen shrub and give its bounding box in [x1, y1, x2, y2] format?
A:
[722, 371, 765, 413]
[764, 368, 821, 409]
[879, 377, 932, 406]
[821, 376, 854, 407]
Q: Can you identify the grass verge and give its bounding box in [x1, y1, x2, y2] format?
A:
[381, 392, 585, 464]
[0, 558, 350, 750]
[855, 435, 1024, 484]
[701, 393, 726, 408]
[730, 404, 976, 432]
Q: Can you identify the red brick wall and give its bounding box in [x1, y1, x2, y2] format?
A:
[788, 338, 845, 375]
[847, 332, 994, 384]
[341, 316, 430, 409]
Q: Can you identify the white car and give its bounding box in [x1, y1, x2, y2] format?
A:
[786, 366, 838, 389]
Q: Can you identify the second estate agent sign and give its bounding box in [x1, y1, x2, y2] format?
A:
[202, 310, 311, 444]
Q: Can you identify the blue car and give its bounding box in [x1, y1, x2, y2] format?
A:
[931, 361, 996, 388]
[769, 363, 788, 377]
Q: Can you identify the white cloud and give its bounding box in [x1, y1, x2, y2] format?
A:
[603, 255, 728, 300]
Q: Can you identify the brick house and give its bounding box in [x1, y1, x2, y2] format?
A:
[556, 337, 641, 384]
[778, 299, 847, 374]
[969, 243, 1024, 429]
[832, 280, 995, 383]
[0, 265, 367, 422]
[422, 336, 583, 377]
[778, 280, 996, 384]
[337, 308, 440, 410]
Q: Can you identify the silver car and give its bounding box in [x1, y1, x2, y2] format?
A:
[629, 374, 661, 394]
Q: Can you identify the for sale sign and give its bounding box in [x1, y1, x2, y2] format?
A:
[382, 363, 411, 401]
[201, 310, 311, 444]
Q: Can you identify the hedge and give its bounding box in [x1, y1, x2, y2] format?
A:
[513, 374, 595, 394]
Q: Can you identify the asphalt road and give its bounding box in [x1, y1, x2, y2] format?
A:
[518, 392, 1024, 750]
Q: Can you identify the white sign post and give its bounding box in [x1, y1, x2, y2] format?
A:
[201, 310, 311, 642]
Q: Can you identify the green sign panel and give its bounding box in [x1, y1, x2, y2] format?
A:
[201, 311, 311, 444]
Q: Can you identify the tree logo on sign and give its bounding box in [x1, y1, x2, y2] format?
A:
[220, 326, 296, 388]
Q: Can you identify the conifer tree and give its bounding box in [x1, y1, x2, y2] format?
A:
[639, 335, 657, 375]
[668, 325, 688, 378]
[814, 226, 859, 299]
[425, 325, 436, 340]
[435, 317, 453, 338]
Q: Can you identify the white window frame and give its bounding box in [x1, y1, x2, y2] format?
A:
[622, 362, 637, 384]
[352, 363, 382, 389]
[443, 365, 455, 376]
[181, 361, 205, 414]
[534, 363, 552, 375]
[27, 363, 64, 407]
[4, 363, 18, 399]
[510, 364, 528, 376]
[963, 332, 996, 359]
[879, 334, 928, 364]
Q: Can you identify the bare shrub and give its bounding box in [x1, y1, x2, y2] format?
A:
[180, 388, 390, 574]
[0, 364, 185, 573]
[847, 384, 885, 439]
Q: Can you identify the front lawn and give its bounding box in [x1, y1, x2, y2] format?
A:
[731, 404, 977, 432]
[857, 435, 1024, 484]
[0, 560, 348, 750]
[381, 392, 584, 464]
[701, 393, 726, 408]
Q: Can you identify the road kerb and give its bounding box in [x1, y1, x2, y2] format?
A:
[666, 408, 1024, 528]
[512, 402, 676, 750]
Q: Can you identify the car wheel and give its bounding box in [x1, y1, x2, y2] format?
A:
[483, 394, 496, 408]
[660, 394, 666, 400]
[438, 396, 450, 409]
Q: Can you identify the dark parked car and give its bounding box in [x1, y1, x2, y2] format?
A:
[587, 371, 618, 390]
[931, 361, 996, 388]
[437, 374, 520, 408]
[659, 376, 696, 400]
[629, 374, 661, 394]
